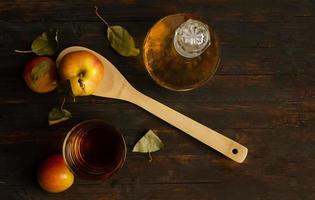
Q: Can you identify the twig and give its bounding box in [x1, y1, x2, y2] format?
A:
[60, 97, 66, 110]
[95, 6, 110, 28]
[55, 30, 59, 43]
[14, 50, 32, 53]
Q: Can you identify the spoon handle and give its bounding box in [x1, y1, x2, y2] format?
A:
[124, 88, 248, 163]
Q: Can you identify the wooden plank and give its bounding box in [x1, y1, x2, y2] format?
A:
[0, 182, 312, 200]
[302, 101, 315, 127]
[301, 74, 315, 127]
[2, 19, 313, 50]
[0, 101, 301, 132]
[0, 127, 314, 199]
[0, 73, 303, 104]
[0, 0, 313, 23]
[1, 20, 313, 76]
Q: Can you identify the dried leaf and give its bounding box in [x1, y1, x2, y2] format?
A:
[95, 7, 139, 57]
[133, 130, 163, 154]
[31, 60, 51, 81]
[31, 30, 58, 56]
[48, 107, 71, 125]
[107, 26, 140, 57]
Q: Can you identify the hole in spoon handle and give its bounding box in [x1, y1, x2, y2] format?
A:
[232, 148, 238, 154]
[223, 141, 248, 163]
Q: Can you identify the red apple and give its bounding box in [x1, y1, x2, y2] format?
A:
[37, 155, 74, 193]
[58, 51, 104, 96]
[23, 57, 57, 93]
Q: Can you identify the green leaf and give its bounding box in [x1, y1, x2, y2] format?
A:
[107, 26, 140, 57]
[48, 107, 72, 126]
[132, 130, 163, 153]
[31, 61, 51, 81]
[31, 30, 58, 56]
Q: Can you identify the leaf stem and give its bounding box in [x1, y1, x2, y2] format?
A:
[95, 6, 110, 28]
[55, 30, 59, 43]
[60, 97, 66, 110]
[14, 50, 33, 53]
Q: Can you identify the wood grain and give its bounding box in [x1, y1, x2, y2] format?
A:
[0, 0, 314, 199]
[0, 0, 313, 23]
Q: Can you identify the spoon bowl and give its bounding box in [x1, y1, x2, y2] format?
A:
[57, 46, 131, 100]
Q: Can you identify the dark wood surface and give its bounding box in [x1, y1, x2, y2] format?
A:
[0, 0, 314, 199]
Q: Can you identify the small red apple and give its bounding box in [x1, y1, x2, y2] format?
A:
[37, 155, 74, 193]
[23, 57, 57, 93]
[58, 50, 104, 96]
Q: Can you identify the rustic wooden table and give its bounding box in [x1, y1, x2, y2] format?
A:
[0, 0, 314, 199]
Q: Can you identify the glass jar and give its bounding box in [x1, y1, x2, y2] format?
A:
[143, 13, 221, 91]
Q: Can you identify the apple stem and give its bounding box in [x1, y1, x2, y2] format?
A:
[95, 6, 110, 28]
[78, 74, 86, 93]
[14, 49, 33, 54]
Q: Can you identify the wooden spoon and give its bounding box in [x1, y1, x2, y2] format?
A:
[57, 46, 248, 163]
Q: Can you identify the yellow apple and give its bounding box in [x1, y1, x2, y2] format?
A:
[58, 51, 104, 96]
